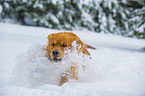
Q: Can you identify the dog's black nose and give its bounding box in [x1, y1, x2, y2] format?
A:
[52, 50, 59, 56]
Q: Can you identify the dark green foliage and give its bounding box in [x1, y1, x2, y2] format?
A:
[0, 0, 145, 39]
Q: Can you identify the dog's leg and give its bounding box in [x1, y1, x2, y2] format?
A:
[70, 64, 78, 80]
[59, 73, 69, 86]
[59, 64, 78, 86]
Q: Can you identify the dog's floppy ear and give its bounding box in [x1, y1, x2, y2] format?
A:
[46, 33, 56, 52]
[47, 33, 56, 40]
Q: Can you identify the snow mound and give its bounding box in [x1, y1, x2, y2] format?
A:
[12, 43, 97, 88]
[9, 42, 145, 96]
[1, 23, 145, 96]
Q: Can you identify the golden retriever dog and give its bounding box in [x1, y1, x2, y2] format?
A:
[45, 32, 95, 86]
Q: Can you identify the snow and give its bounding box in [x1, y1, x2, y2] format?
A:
[0, 22, 145, 96]
[33, 2, 43, 9]
[0, 5, 2, 20]
[24, 17, 37, 26]
[12, 42, 91, 87]
[4, 2, 9, 8]
[48, 14, 60, 24]
[0, 5, 2, 13]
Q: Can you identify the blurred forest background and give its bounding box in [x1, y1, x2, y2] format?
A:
[0, 0, 145, 39]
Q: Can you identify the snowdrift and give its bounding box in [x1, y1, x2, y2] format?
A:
[12, 43, 98, 88]
[0, 23, 145, 96]
[10, 43, 145, 96]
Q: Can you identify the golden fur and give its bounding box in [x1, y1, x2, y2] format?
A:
[45, 32, 92, 86]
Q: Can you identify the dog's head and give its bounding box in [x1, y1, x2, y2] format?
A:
[45, 32, 90, 62]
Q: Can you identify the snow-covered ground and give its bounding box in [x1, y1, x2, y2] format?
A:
[0, 22, 145, 96]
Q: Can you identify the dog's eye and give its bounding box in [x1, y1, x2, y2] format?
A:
[52, 43, 55, 46]
[62, 44, 67, 47]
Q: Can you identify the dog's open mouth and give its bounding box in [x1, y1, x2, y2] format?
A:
[52, 57, 62, 62]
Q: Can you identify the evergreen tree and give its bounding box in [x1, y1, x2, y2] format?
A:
[119, 0, 145, 39]
[0, 0, 145, 39]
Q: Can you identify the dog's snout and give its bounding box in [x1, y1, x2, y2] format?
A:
[52, 50, 59, 56]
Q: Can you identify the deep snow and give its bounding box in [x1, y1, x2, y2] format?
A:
[0, 23, 145, 96]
